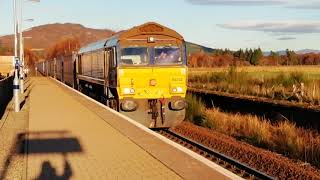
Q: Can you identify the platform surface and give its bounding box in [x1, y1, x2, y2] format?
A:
[0, 77, 236, 180]
[26, 77, 183, 180]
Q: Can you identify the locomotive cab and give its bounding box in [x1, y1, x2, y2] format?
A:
[116, 23, 187, 128]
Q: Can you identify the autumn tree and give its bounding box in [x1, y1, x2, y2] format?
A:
[46, 37, 80, 60]
[188, 47, 319, 68]
[270, 51, 280, 65]
[24, 48, 39, 66]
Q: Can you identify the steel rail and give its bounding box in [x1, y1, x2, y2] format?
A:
[157, 129, 275, 180]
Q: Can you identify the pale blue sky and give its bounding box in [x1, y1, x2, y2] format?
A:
[1, 0, 320, 51]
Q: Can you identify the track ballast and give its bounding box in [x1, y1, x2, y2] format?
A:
[156, 129, 275, 180]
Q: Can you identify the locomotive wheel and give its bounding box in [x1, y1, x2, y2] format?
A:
[78, 84, 83, 93]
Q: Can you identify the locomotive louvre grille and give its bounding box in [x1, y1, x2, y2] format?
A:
[139, 24, 164, 33]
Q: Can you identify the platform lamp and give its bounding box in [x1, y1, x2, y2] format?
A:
[19, 0, 40, 94]
[13, 0, 20, 112]
[19, 18, 34, 94]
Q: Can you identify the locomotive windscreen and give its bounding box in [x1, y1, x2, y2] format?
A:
[120, 46, 184, 66]
[154, 46, 182, 65]
[120, 47, 148, 65]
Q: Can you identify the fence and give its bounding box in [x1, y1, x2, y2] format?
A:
[0, 76, 13, 118]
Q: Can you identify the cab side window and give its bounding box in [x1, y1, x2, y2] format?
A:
[107, 47, 117, 87]
[109, 47, 117, 68]
[77, 55, 82, 74]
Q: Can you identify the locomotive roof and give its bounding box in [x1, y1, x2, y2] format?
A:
[78, 38, 108, 54]
[79, 22, 184, 54]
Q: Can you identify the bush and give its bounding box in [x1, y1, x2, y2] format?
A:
[185, 95, 213, 128]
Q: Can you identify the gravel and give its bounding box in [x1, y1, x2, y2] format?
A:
[172, 122, 320, 180]
[0, 93, 29, 179]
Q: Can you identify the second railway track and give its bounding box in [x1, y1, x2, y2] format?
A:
[156, 129, 275, 180]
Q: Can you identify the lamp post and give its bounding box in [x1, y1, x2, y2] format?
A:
[19, 0, 39, 94]
[13, 0, 18, 58]
[19, 19, 33, 94]
[13, 0, 20, 112]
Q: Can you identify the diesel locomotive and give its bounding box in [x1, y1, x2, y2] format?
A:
[37, 22, 188, 128]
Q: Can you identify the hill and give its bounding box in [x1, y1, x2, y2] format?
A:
[296, 49, 320, 55]
[0, 23, 216, 57]
[0, 23, 114, 55]
[186, 42, 215, 55]
[264, 49, 320, 56]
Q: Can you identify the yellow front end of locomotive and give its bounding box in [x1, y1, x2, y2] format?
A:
[117, 67, 187, 100]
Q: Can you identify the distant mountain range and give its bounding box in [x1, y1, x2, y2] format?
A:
[264, 49, 320, 56]
[0, 23, 215, 57]
[0, 23, 214, 56]
[184, 44, 320, 56]
[296, 49, 320, 54]
[186, 42, 215, 55]
[1, 23, 318, 57]
[0, 23, 114, 55]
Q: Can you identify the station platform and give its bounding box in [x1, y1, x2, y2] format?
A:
[0, 77, 240, 180]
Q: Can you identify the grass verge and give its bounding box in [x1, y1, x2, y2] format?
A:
[185, 94, 320, 168]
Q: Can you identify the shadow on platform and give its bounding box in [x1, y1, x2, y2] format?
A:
[36, 155, 72, 180]
[20, 78, 35, 110]
[0, 131, 83, 180]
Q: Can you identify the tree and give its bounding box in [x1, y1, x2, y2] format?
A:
[46, 37, 80, 60]
[24, 48, 38, 66]
[249, 48, 263, 65]
[239, 49, 245, 60]
[244, 48, 249, 62]
[286, 49, 298, 65]
[270, 51, 280, 65]
[250, 51, 258, 65]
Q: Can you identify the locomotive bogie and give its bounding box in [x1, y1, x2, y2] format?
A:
[119, 98, 186, 128]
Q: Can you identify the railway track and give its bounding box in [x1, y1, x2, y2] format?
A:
[188, 88, 320, 131]
[156, 129, 275, 180]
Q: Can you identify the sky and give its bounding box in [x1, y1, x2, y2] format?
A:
[0, 0, 320, 51]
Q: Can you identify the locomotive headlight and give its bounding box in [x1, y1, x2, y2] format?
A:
[177, 87, 183, 93]
[181, 69, 186, 75]
[148, 37, 155, 43]
[171, 87, 183, 93]
[123, 88, 135, 95]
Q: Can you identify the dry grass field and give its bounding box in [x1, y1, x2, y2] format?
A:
[188, 66, 320, 106]
[190, 65, 320, 77]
